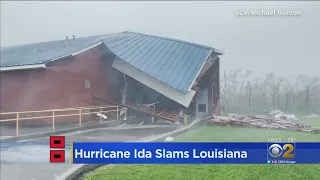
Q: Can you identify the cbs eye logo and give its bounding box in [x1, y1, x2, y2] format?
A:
[268, 144, 294, 158]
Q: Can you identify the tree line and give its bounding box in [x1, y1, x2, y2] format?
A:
[220, 69, 320, 115]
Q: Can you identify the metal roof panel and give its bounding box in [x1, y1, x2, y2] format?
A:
[1, 31, 218, 93]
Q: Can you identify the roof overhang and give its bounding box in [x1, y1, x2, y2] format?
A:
[0, 41, 103, 72]
[112, 57, 196, 107]
[0, 64, 46, 71]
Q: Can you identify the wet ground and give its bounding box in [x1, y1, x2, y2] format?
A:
[0, 125, 178, 180]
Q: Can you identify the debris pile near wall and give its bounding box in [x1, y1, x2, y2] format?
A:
[207, 114, 320, 134]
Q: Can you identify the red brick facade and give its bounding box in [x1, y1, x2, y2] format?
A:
[0, 45, 115, 124]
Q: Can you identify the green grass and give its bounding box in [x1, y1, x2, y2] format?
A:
[297, 118, 320, 128]
[174, 126, 320, 142]
[86, 126, 320, 180]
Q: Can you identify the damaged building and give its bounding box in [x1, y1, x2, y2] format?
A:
[0, 31, 223, 125]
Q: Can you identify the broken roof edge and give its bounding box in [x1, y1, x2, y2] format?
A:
[212, 48, 225, 55]
[112, 57, 196, 107]
[187, 48, 214, 92]
[186, 48, 224, 92]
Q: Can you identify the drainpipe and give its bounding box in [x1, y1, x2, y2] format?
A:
[121, 74, 127, 105]
[120, 74, 128, 123]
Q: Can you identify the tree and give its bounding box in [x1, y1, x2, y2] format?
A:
[246, 78, 260, 115]
[220, 69, 320, 115]
[297, 75, 320, 112]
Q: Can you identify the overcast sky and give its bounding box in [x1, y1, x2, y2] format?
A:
[1, 1, 319, 77]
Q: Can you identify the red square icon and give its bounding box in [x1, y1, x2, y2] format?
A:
[50, 136, 65, 149]
[50, 150, 65, 163]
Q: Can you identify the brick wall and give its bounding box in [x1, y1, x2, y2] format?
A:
[0, 45, 116, 125]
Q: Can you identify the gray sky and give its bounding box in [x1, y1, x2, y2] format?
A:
[1, 1, 319, 77]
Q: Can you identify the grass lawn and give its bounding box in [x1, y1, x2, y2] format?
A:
[297, 118, 320, 128]
[85, 125, 320, 180]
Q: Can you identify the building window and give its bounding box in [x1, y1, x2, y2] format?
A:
[198, 104, 206, 112]
[85, 80, 90, 89]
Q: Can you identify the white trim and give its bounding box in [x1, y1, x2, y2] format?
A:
[0, 64, 46, 71]
[71, 42, 102, 56]
[48, 54, 72, 62]
[187, 49, 213, 91]
[112, 57, 196, 107]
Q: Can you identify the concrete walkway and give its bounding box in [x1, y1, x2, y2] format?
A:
[0, 125, 179, 180]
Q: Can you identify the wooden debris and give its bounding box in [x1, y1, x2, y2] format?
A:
[207, 114, 320, 134]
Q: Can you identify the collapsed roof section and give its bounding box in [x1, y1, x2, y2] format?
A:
[102, 32, 216, 93]
[0, 31, 223, 107]
[112, 56, 196, 107]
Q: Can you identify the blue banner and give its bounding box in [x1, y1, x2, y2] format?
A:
[72, 142, 320, 164]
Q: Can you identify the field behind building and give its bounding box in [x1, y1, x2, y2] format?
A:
[85, 118, 320, 180]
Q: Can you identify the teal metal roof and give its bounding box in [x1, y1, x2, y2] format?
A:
[0, 34, 111, 67]
[1, 31, 221, 93]
[103, 32, 215, 93]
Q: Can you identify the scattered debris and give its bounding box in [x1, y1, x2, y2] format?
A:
[96, 112, 108, 119]
[207, 114, 320, 134]
[306, 114, 320, 119]
[267, 110, 298, 120]
[164, 137, 174, 142]
[274, 113, 298, 121]
[268, 110, 284, 116]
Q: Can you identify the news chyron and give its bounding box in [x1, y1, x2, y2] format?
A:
[267, 143, 296, 164]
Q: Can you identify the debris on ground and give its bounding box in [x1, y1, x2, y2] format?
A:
[207, 114, 320, 134]
[95, 112, 108, 120]
[164, 137, 174, 142]
[306, 114, 320, 119]
[274, 113, 298, 121]
[267, 109, 298, 120]
[268, 110, 284, 116]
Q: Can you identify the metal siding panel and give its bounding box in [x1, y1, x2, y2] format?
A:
[147, 41, 175, 77]
[114, 35, 145, 54]
[135, 38, 164, 68]
[163, 44, 190, 84]
[140, 40, 170, 73]
[2, 31, 218, 95]
[132, 38, 161, 67]
[156, 43, 186, 82]
[124, 37, 155, 63]
[1, 34, 110, 67]
[183, 50, 211, 89]
[165, 45, 195, 90]
[105, 34, 136, 50]
[108, 35, 141, 53]
[120, 36, 150, 59]
[171, 46, 200, 92]
[114, 36, 147, 59]
[103, 34, 130, 44]
[153, 42, 180, 80]
[127, 37, 157, 65]
[138, 39, 167, 71]
[176, 49, 207, 92]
